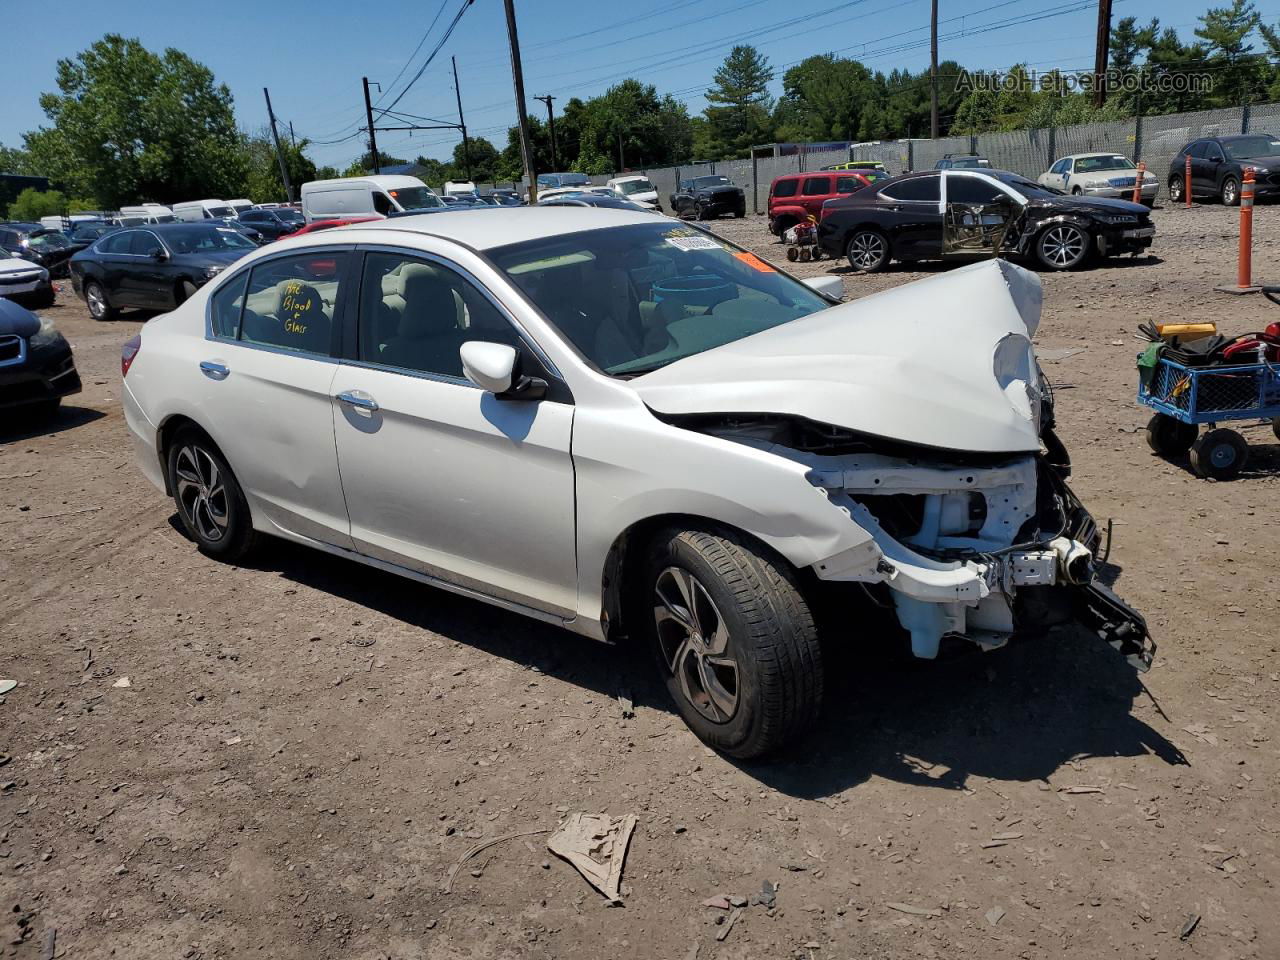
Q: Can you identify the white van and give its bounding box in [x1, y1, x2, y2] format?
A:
[226, 198, 255, 217]
[40, 213, 103, 232]
[607, 175, 661, 210]
[173, 199, 236, 222]
[442, 180, 477, 198]
[118, 204, 177, 225]
[299, 175, 444, 222]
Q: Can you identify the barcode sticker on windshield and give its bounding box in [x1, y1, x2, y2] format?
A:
[665, 235, 722, 252]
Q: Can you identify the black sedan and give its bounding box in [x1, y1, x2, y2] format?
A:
[238, 207, 305, 240]
[0, 296, 81, 417]
[69, 223, 257, 320]
[67, 222, 119, 244]
[1166, 133, 1280, 205]
[669, 175, 746, 219]
[818, 169, 1155, 273]
[0, 223, 81, 278]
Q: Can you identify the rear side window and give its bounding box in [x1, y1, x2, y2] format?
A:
[801, 177, 830, 196]
[239, 252, 349, 356]
[210, 271, 249, 338]
[99, 231, 134, 254]
[881, 176, 940, 202]
[771, 178, 798, 198]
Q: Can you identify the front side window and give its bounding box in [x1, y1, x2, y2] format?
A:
[358, 252, 518, 379]
[946, 175, 1005, 204]
[1203, 142, 1225, 161]
[373, 192, 394, 215]
[881, 176, 940, 202]
[128, 231, 163, 256]
[771, 178, 798, 198]
[488, 222, 831, 377]
[802, 177, 830, 196]
[834, 176, 864, 194]
[239, 252, 348, 355]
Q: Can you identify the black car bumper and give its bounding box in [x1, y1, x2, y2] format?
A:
[1096, 223, 1155, 256]
[0, 337, 81, 409]
[700, 194, 746, 217]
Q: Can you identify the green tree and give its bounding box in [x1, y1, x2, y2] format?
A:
[1261, 21, 1280, 99]
[703, 45, 775, 158]
[27, 34, 247, 207]
[243, 130, 317, 203]
[1195, 0, 1264, 104]
[452, 137, 500, 182]
[7, 188, 94, 221]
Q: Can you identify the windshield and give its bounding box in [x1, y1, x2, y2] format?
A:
[692, 176, 731, 188]
[488, 222, 831, 377]
[164, 226, 258, 254]
[28, 230, 72, 251]
[555, 174, 590, 187]
[207, 206, 235, 218]
[1224, 136, 1280, 159]
[1075, 155, 1135, 173]
[154, 214, 177, 223]
[616, 178, 655, 195]
[388, 186, 444, 210]
[276, 209, 305, 222]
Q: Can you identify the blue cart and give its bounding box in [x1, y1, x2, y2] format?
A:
[1139, 352, 1280, 479]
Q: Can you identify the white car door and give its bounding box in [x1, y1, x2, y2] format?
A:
[201, 249, 355, 549]
[330, 247, 577, 618]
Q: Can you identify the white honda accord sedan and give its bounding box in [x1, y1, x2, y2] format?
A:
[121, 208, 1154, 759]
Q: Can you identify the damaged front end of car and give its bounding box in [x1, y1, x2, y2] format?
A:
[638, 259, 1154, 672]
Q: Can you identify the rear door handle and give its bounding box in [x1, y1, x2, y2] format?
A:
[336, 389, 379, 412]
[200, 361, 229, 380]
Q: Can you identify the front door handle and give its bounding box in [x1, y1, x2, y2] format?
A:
[200, 360, 229, 380]
[336, 389, 379, 412]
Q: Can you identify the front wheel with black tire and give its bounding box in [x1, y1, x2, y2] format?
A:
[845, 228, 889, 273]
[167, 429, 259, 561]
[83, 280, 117, 321]
[176, 279, 198, 304]
[1145, 413, 1198, 457]
[1034, 223, 1091, 270]
[1221, 176, 1240, 206]
[644, 527, 823, 760]
[1189, 428, 1248, 480]
[1168, 176, 1185, 203]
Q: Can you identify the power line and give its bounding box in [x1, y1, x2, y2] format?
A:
[377, 0, 476, 119]
[375, 0, 451, 108]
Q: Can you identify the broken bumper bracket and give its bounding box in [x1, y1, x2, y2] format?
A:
[1073, 581, 1156, 672]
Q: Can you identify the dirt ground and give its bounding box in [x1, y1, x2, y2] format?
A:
[2, 203, 1279, 960]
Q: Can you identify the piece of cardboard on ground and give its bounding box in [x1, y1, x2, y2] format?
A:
[547, 813, 638, 902]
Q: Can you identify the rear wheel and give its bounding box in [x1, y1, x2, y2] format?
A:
[167, 429, 258, 561]
[1035, 223, 1090, 270]
[1145, 413, 1197, 456]
[1168, 176, 1185, 203]
[1189, 428, 1248, 480]
[643, 527, 823, 760]
[84, 280, 116, 321]
[845, 228, 889, 273]
[1273, 417, 1280, 442]
[1221, 176, 1240, 206]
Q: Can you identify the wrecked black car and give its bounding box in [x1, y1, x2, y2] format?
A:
[669, 175, 747, 220]
[0, 296, 81, 417]
[818, 169, 1155, 273]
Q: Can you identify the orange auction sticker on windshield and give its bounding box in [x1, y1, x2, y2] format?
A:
[733, 251, 776, 272]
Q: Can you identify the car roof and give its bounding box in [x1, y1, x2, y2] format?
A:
[283, 207, 664, 251]
[1065, 151, 1129, 159]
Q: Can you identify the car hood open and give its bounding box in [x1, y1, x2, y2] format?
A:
[632, 258, 1046, 454]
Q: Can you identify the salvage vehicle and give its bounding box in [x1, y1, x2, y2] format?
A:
[768, 171, 876, 236]
[818, 169, 1155, 273]
[607, 175, 662, 211]
[237, 207, 305, 241]
[0, 296, 80, 417]
[1166, 134, 1280, 205]
[669, 175, 746, 219]
[1039, 153, 1157, 205]
[119, 208, 1154, 759]
[70, 223, 257, 320]
[0, 250, 55, 308]
[0, 223, 80, 278]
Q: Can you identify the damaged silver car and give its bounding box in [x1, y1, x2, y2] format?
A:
[123, 210, 1153, 761]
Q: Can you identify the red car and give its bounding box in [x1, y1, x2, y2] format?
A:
[289, 216, 384, 237]
[768, 171, 876, 236]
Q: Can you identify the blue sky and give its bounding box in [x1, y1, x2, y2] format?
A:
[2, 0, 1276, 169]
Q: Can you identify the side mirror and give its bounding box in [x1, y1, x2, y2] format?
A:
[149, 247, 168, 261]
[461, 341, 548, 400]
[802, 275, 844, 302]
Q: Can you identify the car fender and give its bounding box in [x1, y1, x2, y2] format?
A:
[568, 395, 879, 639]
[1007, 211, 1096, 255]
[769, 204, 809, 232]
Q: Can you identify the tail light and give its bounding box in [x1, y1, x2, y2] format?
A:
[121, 334, 141, 377]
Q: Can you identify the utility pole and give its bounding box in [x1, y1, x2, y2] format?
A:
[263, 88, 294, 202]
[618, 132, 624, 172]
[534, 95, 558, 170]
[1093, 0, 1113, 108]
[452, 56, 472, 181]
[929, 0, 939, 139]
[288, 121, 297, 150]
[362, 76, 381, 174]
[503, 0, 537, 201]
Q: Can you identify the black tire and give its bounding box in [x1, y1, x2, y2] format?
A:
[1221, 176, 1240, 207]
[167, 428, 259, 561]
[83, 280, 117, 321]
[695, 202, 709, 221]
[1145, 413, 1198, 456]
[845, 228, 889, 273]
[772, 216, 796, 238]
[176, 279, 198, 304]
[786, 246, 799, 262]
[1034, 222, 1091, 270]
[1273, 417, 1280, 442]
[1168, 176, 1184, 203]
[1189, 428, 1248, 480]
[643, 527, 823, 760]
[1070, 186, 1083, 196]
